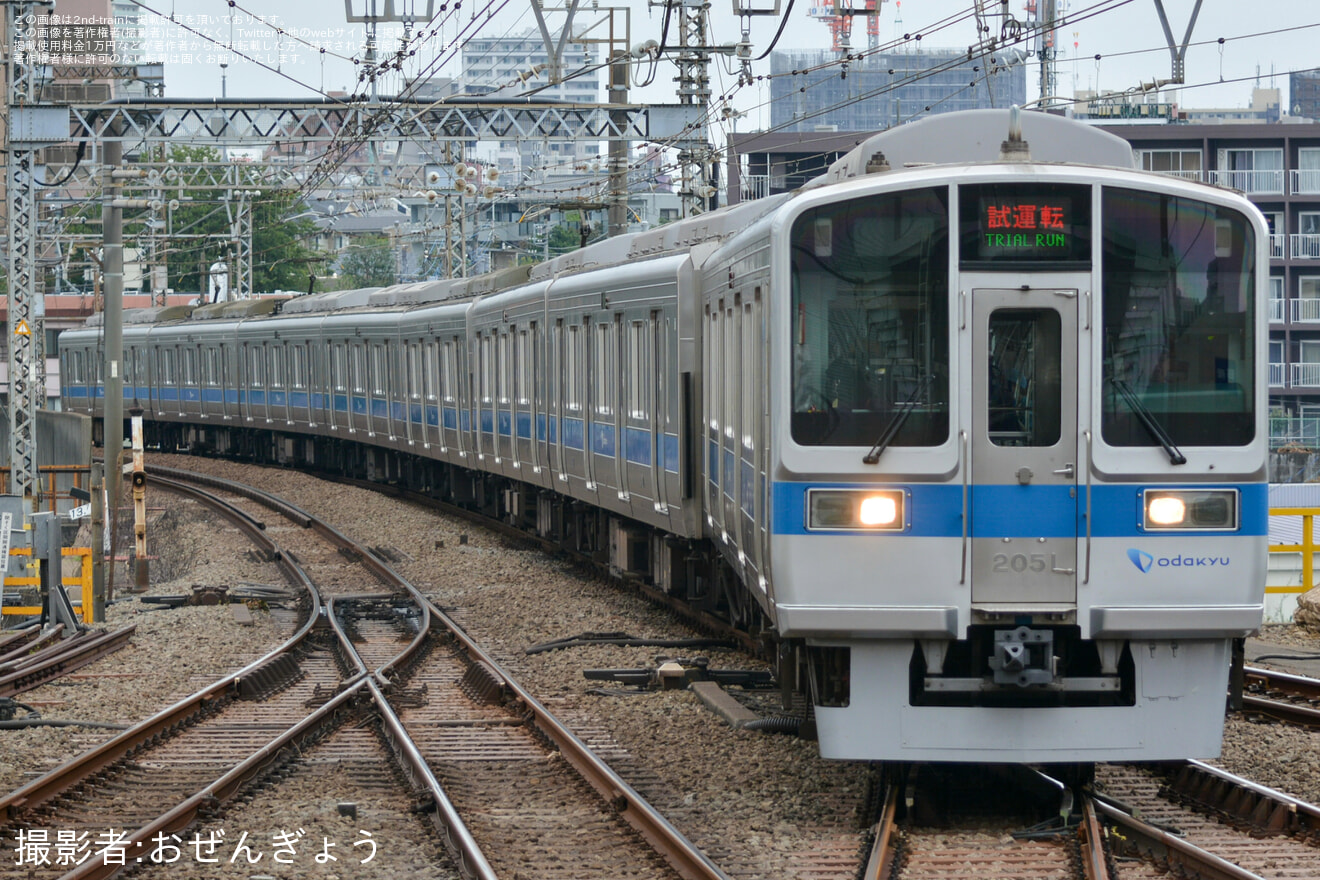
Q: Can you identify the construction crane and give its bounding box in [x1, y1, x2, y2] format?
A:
[808, 0, 884, 54]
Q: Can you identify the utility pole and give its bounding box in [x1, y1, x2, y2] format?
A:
[607, 51, 630, 238]
[103, 130, 125, 515]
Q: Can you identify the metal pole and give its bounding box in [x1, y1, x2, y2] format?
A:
[607, 52, 630, 238]
[104, 133, 125, 517]
[130, 407, 148, 591]
[90, 461, 105, 621]
[6, 0, 44, 523]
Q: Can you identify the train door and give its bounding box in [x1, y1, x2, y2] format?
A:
[969, 284, 1080, 606]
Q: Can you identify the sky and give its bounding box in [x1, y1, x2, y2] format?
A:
[114, 0, 1320, 140]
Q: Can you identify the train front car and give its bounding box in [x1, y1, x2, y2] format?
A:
[769, 110, 1267, 763]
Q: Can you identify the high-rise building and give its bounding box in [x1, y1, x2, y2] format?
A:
[1292, 70, 1320, 121]
[769, 48, 1028, 133]
[460, 32, 602, 182]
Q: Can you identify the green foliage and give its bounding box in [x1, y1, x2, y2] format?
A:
[60, 145, 320, 295]
[548, 223, 582, 256]
[338, 236, 397, 288]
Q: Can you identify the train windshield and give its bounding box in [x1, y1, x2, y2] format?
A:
[1101, 188, 1257, 447]
[790, 187, 950, 447]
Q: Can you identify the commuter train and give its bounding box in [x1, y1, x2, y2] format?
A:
[61, 109, 1268, 764]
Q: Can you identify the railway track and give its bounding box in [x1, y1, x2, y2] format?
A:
[1241, 665, 1320, 728]
[0, 466, 730, 879]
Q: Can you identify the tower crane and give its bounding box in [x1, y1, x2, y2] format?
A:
[808, 0, 884, 54]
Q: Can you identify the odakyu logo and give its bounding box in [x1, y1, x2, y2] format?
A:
[1127, 548, 1230, 573]
[1126, 549, 1154, 573]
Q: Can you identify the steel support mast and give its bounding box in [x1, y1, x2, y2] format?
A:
[6, 1, 49, 518]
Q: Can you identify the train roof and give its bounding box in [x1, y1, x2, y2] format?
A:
[82, 305, 193, 327]
[815, 108, 1137, 187]
[190, 298, 288, 320]
[278, 288, 380, 315]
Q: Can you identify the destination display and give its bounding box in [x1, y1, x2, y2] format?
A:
[959, 183, 1092, 264]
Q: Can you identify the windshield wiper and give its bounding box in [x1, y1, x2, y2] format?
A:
[1108, 377, 1187, 465]
[863, 375, 935, 465]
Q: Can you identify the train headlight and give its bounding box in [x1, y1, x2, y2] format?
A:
[1141, 489, 1238, 531]
[807, 489, 905, 531]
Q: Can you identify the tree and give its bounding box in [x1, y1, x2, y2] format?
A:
[548, 223, 582, 256]
[338, 236, 397, 287]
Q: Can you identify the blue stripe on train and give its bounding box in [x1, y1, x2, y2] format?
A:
[771, 482, 1268, 538]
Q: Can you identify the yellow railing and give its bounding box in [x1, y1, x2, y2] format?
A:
[2, 547, 95, 624]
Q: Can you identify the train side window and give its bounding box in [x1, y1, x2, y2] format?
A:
[423, 342, 438, 401]
[724, 305, 737, 442]
[332, 344, 346, 392]
[628, 319, 649, 420]
[565, 325, 582, 412]
[370, 344, 386, 395]
[350, 345, 365, 394]
[742, 300, 757, 450]
[476, 334, 489, 405]
[517, 329, 531, 406]
[441, 340, 455, 403]
[268, 345, 284, 388]
[183, 348, 197, 386]
[407, 343, 421, 400]
[249, 346, 265, 387]
[498, 331, 511, 405]
[595, 322, 613, 417]
[708, 308, 721, 433]
[292, 345, 307, 389]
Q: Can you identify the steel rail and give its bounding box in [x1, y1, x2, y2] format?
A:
[366, 678, 498, 880]
[1244, 664, 1320, 700]
[0, 624, 65, 668]
[1092, 797, 1266, 880]
[0, 622, 44, 658]
[1165, 759, 1320, 839]
[1078, 797, 1111, 880]
[418, 593, 731, 880]
[1240, 693, 1320, 727]
[859, 781, 901, 880]
[155, 464, 731, 880]
[58, 679, 371, 880]
[0, 478, 321, 819]
[0, 625, 136, 697]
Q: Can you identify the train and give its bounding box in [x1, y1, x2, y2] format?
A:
[61, 109, 1269, 764]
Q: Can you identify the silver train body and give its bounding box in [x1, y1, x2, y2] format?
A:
[62, 111, 1268, 763]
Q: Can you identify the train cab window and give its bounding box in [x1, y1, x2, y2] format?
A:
[790, 186, 950, 447]
[1101, 187, 1256, 446]
[987, 309, 1062, 447]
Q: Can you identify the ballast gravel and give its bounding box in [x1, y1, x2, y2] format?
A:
[4, 453, 1320, 878]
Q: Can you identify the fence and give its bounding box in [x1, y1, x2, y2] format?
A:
[2, 546, 95, 624]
